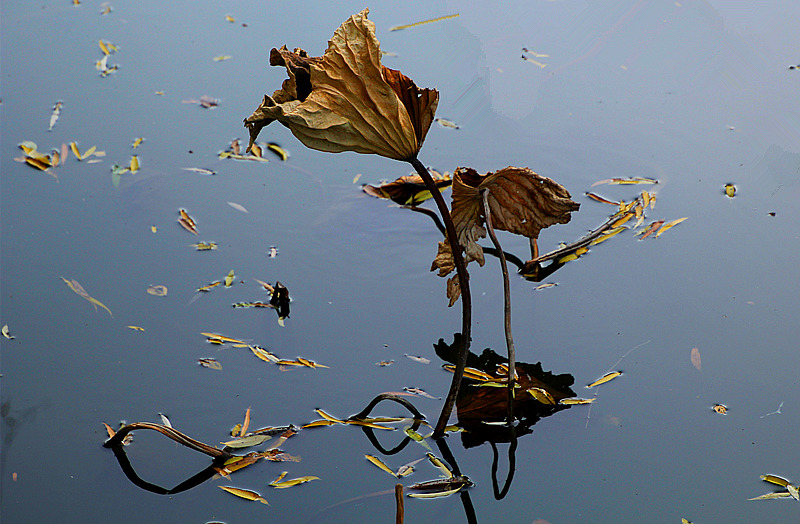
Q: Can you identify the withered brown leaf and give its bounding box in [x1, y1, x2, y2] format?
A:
[243, 9, 438, 161]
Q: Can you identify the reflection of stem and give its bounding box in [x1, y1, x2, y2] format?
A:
[408, 156, 472, 438]
[490, 425, 518, 500]
[435, 435, 478, 524]
[481, 189, 516, 423]
[103, 422, 232, 460]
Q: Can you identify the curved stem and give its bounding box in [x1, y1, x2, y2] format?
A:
[481, 189, 516, 423]
[407, 156, 472, 438]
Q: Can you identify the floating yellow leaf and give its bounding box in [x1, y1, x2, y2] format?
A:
[198, 358, 222, 370]
[250, 345, 279, 363]
[213, 55, 233, 61]
[366, 455, 397, 477]
[196, 280, 221, 292]
[302, 419, 339, 428]
[585, 192, 619, 205]
[315, 409, 344, 424]
[690, 347, 701, 371]
[241, 407, 251, 436]
[218, 486, 268, 505]
[408, 487, 462, 498]
[200, 332, 247, 344]
[82, 145, 97, 159]
[147, 284, 168, 296]
[178, 209, 198, 235]
[192, 241, 218, 251]
[655, 217, 688, 238]
[748, 492, 794, 500]
[132, 137, 144, 149]
[435, 118, 460, 129]
[266, 143, 289, 161]
[559, 398, 595, 405]
[528, 387, 556, 405]
[224, 269, 235, 287]
[761, 474, 791, 487]
[270, 475, 320, 488]
[427, 453, 452, 477]
[69, 142, 82, 160]
[713, 404, 727, 415]
[2, 325, 15, 340]
[589, 226, 626, 246]
[127, 325, 144, 331]
[389, 13, 459, 31]
[587, 371, 622, 388]
[345, 419, 395, 431]
[591, 177, 659, 187]
[150, 226, 157, 233]
[61, 277, 113, 316]
[130, 155, 139, 173]
[49, 101, 62, 131]
[99, 39, 110, 55]
[724, 183, 736, 198]
[225, 15, 235, 22]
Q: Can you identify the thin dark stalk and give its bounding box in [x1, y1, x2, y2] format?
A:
[481, 189, 516, 423]
[408, 156, 472, 438]
[395, 484, 404, 524]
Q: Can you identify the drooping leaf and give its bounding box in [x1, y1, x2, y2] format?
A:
[586, 371, 622, 388]
[432, 166, 579, 296]
[218, 486, 268, 505]
[365, 454, 397, 477]
[243, 9, 438, 161]
[60, 277, 113, 316]
[362, 170, 452, 206]
[690, 347, 702, 371]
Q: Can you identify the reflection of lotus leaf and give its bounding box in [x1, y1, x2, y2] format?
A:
[434, 335, 575, 448]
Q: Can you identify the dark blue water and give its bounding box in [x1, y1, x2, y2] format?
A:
[3, 1, 799, 522]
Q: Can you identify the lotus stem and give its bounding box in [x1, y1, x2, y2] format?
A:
[395, 483, 405, 524]
[408, 156, 472, 438]
[481, 189, 516, 423]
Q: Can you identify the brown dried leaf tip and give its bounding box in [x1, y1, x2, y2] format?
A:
[431, 166, 579, 304]
[243, 8, 438, 161]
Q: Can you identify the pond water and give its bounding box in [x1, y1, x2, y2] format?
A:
[2, 1, 799, 523]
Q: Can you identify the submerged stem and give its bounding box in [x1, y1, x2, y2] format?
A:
[407, 156, 472, 438]
[481, 189, 516, 423]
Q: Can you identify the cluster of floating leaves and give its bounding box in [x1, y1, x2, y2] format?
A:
[200, 331, 322, 369]
[219, 137, 288, 162]
[750, 474, 800, 501]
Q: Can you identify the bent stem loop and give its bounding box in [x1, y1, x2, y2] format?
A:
[481, 188, 516, 423]
[408, 156, 472, 438]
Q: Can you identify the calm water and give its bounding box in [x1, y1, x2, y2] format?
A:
[2, 1, 799, 523]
